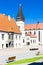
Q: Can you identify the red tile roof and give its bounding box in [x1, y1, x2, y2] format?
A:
[0, 14, 21, 34]
[25, 23, 43, 30]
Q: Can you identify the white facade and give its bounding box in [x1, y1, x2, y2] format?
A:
[0, 32, 22, 49]
[16, 21, 26, 46]
[24, 29, 43, 46]
[0, 32, 8, 49]
[13, 34, 22, 48]
[25, 35, 30, 45]
[0, 18, 43, 49]
[41, 30, 43, 45]
[0, 4, 43, 49]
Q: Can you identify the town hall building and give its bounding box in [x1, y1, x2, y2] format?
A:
[0, 4, 43, 49]
[16, 4, 43, 47]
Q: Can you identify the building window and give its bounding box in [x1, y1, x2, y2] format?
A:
[2, 34, 4, 40]
[23, 39, 25, 43]
[19, 35, 21, 39]
[18, 26, 20, 28]
[8, 33, 13, 40]
[31, 40, 32, 43]
[33, 40, 34, 43]
[25, 32, 27, 34]
[30, 31, 31, 34]
[38, 31, 40, 41]
[12, 41, 14, 47]
[34, 31, 36, 35]
[19, 43, 20, 46]
[16, 35, 17, 40]
[35, 40, 36, 43]
[11, 33, 13, 40]
[16, 43, 17, 47]
[9, 34, 11, 39]
[2, 44, 4, 48]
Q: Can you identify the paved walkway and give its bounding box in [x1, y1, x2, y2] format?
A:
[0, 45, 43, 65]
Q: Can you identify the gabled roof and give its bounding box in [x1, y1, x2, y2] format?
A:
[25, 23, 43, 30]
[0, 14, 21, 34]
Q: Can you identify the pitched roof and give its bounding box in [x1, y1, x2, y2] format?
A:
[0, 14, 21, 34]
[25, 23, 43, 30]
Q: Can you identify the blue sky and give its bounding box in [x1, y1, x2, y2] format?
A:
[0, 0, 43, 24]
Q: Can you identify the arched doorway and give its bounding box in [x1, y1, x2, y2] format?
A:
[6, 44, 8, 48]
[9, 41, 14, 47]
[27, 42, 30, 45]
[6, 41, 14, 48]
[2, 44, 4, 48]
[9, 42, 11, 47]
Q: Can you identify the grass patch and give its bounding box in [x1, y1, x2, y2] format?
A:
[6, 55, 43, 65]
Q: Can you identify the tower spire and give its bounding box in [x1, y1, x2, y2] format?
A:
[16, 4, 24, 21]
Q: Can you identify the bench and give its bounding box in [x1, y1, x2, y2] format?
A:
[7, 56, 16, 63]
[30, 48, 39, 51]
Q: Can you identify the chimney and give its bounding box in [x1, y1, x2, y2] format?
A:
[8, 15, 10, 21]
